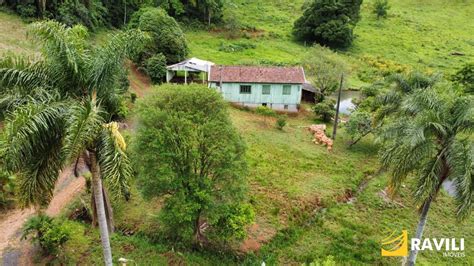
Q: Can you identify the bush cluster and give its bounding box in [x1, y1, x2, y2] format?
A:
[313, 98, 336, 122]
[22, 215, 70, 257]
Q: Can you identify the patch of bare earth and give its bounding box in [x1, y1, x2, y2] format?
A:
[0, 164, 86, 265]
[127, 61, 152, 98]
[239, 219, 277, 253]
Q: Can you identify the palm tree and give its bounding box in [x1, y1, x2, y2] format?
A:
[0, 21, 144, 265]
[375, 71, 440, 122]
[378, 87, 473, 265]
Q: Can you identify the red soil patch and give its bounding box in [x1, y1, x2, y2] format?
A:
[239, 222, 277, 253]
[127, 61, 152, 98]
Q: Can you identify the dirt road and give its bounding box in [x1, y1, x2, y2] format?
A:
[0, 165, 86, 265]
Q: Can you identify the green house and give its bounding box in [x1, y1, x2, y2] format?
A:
[208, 66, 306, 112]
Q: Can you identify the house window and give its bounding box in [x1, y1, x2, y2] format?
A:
[240, 85, 252, 94]
[262, 85, 271, 95]
[282, 85, 291, 95]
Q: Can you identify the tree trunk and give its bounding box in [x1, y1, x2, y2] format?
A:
[407, 196, 433, 266]
[90, 151, 113, 266]
[332, 74, 344, 140]
[102, 186, 115, 233]
[193, 210, 205, 246]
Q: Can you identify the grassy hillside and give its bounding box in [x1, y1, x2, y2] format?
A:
[1, 1, 473, 265]
[56, 107, 474, 265]
[186, 0, 474, 87]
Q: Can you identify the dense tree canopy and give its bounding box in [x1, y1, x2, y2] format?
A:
[4, 0, 224, 29]
[155, 0, 224, 25]
[133, 84, 253, 245]
[293, 0, 363, 48]
[130, 7, 188, 66]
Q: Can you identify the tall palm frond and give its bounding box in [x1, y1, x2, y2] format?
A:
[0, 55, 50, 90]
[63, 97, 105, 161]
[97, 122, 132, 199]
[28, 21, 87, 75]
[0, 87, 61, 117]
[0, 100, 67, 206]
[448, 139, 474, 220]
[87, 29, 146, 92]
[450, 97, 474, 134]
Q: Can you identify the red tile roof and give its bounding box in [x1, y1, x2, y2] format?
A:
[209, 65, 306, 84]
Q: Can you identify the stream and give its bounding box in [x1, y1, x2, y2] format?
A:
[331, 90, 361, 115]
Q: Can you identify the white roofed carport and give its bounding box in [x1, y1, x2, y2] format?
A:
[166, 57, 215, 84]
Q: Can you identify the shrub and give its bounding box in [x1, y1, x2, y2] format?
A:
[313, 98, 336, 122]
[22, 215, 70, 256]
[373, 0, 390, 19]
[144, 53, 167, 84]
[452, 63, 474, 94]
[130, 92, 138, 103]
[276, 115, 287, 130]
[0, 170, 15, 209]
[16, 2, 37, 18]
[255, 106, 276, 117]
[293, 0, 362, 48]
[132, 7, 188, 65]
[255, 106, 276, 125]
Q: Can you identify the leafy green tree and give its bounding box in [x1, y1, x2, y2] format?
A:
[133, 84, 253, 245]
[56, 0, 108, 30]
[156, 0, 224, 25]
[302, 45, 349, 101]
[452, 63, 474, 94]
[293, 0, 362, 48]
[373, 0, 390, 19]
[378, 88, 473, 265]
[345, 111, 373, 146]
[313, 98, 336, 122]
[0, 21, 142, 265]
[131, 7, 188, 65]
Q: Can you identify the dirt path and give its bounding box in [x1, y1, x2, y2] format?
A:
[0, 165, 86, 265]
[127, 62, 152, 98]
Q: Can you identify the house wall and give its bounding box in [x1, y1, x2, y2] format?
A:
[209, 82, 302, 112]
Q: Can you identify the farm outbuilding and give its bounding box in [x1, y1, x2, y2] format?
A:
[166, 57, 215, 84]
[208, 65, 306, 112]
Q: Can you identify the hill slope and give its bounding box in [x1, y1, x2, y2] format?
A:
[1, 2, 473, 265]
[186, 0, 474, 87]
